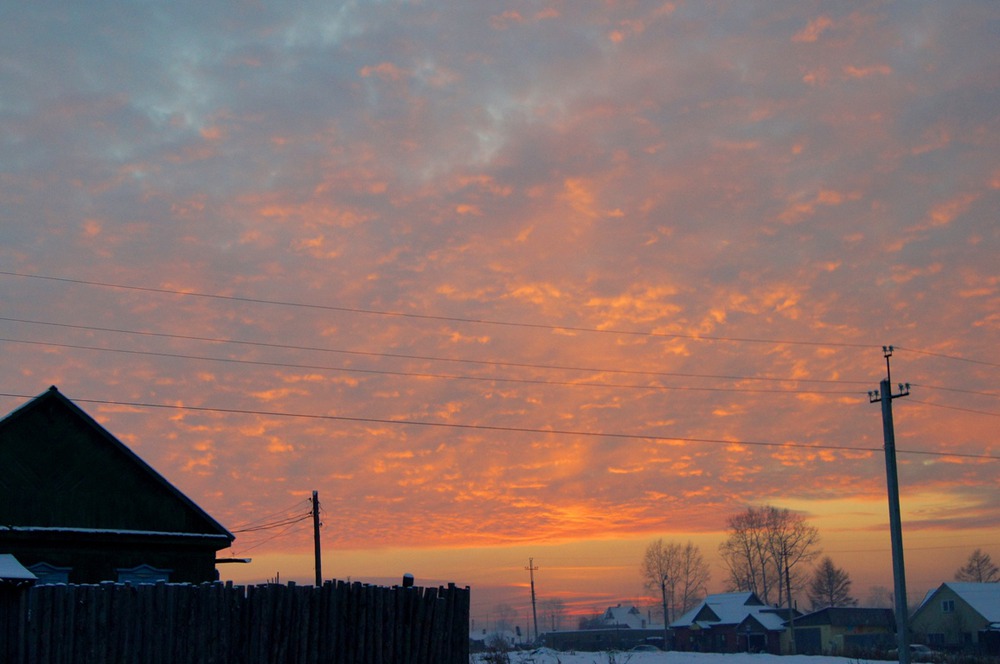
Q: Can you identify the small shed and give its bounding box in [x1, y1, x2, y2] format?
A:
[0, 387, 234, 584]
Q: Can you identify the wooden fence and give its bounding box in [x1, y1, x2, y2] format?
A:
[0, 579, 470, 664]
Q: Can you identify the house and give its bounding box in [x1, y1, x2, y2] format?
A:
[539, 605, 667, 652]
[671, 591, 794, 654]
[791, 607, 895, 656]
[601, 604, 653, 629]
[0, 387, 234, 584]
[910, 582, 1000, 654]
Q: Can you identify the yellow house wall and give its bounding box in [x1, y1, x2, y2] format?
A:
[911, 586, 988, 647]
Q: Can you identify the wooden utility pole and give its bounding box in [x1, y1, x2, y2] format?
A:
[869, 346, 910, 664]
[312, 490, 322, 586]
[525, 558, 539, 643]
[660, 575, 669, 650]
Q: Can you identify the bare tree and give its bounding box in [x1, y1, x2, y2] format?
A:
[641, 539, 678, 625]
[765, 505, 821, 609]
[719, 506, 777, 603]
[539, 597, 567, 632]
[955, 549, 999, 583]
[641, 539, 710, 624]
[676, 540, 711, 617]
[808, 557, 857, 609]
[719, 505, 820, 609]
[578, 609, 604, 630]
[493, 602, 517, 634]
[866, 585, 894, 609]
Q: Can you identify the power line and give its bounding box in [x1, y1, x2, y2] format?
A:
[229, 498, 312, 532]
[0, 336, 863, 396]
[232, 513, 313, 534]
[910, 383, 1000, 399]
[231, 521, 313, 556]
[4, 319, 993, 411]
[906, 398, 1000, 419]
[0, 270, 878, 349]
[825, 542, 1000, 555]
[0, 391, 996, 461]
[0, 315, 873, 386]
[894, 345, 1000, 369]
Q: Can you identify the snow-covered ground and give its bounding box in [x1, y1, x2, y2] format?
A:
[473, 650, 875, 664]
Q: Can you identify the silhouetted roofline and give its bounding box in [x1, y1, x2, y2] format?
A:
[1, 386, 234, 542]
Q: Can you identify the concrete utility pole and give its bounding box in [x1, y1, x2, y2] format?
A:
[312, 490, 322, 586]
[525, 558, 539, 643]
[868, 346, 911, 664]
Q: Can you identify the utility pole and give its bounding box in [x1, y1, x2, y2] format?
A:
[869, 346, 910, 664]
[312, 490, 322, 587]
[660, 575, 670, 650]
[784, 546, 795, 655]
[525, 558, 539, 643]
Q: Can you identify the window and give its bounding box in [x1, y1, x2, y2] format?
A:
[941, 599, 955, 613]
[927, 633, 945, 646]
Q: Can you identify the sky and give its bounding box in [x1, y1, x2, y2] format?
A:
[1, 0, 998, 633]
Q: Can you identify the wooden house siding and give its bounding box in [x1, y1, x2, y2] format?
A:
[791, 607, 895, 655]
[911, 583, 1000, 649]
[0, 387, 233, 584]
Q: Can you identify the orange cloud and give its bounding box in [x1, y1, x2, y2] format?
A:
[490, 11, 524, 30]
[927, 192, 978, 227]
[844, 64, 892, 78]
[793, 15, 834, 43]
[359, 62, 405, 81]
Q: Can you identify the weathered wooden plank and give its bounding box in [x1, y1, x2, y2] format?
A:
[12, 578, 469, 664]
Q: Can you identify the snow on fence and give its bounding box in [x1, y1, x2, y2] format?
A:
[1, 579, 470, 664]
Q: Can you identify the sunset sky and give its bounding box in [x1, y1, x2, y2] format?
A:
[2, 1, 998, 631]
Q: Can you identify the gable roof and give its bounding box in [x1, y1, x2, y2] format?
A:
[0, 387, 232, 543]
[0, 554, 37, 582]
[794, 607, 895, 629]
[601, 605, 652, 629]
[672, 592, 787, 631]
[917, 583, 1000, 622]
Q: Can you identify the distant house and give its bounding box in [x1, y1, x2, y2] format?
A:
[791, 607, 895, 656]
[671, 591, 794, 654]
[540, 605, 666, 652]
[910, 582, 1000, 654]
[600, 604, 653, 629]
[0, 387, 234, 584]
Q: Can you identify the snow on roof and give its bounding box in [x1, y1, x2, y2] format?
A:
[0, 554, 37, 581]
[672, 592, 786, 631]
[602, 604, 655, 629]
[944, 582, 1000, 621]
[673, 592, 753, 627]
[1, 526, 231, 540]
